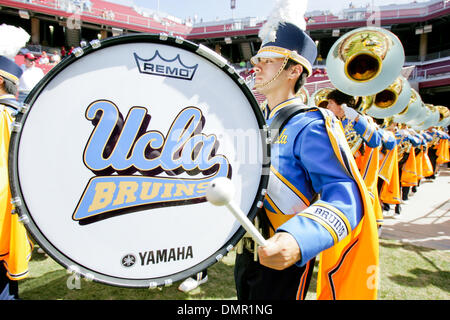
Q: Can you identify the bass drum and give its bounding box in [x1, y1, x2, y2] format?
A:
[9, 34, 269, 288]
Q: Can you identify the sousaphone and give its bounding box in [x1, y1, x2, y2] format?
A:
[435, 105, 450, 128]
[412, 104, 440, 131]
[326, 27, 405, 97]
[364, 76, 411, 119]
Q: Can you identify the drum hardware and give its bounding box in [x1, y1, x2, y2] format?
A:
[10, 121, 22, 133]
[196, 44, 228, 68]
[18, 103, 29, 114]
[89, 39, 101, 49]
[73, 47, 84, 58]
[175, 36, 184, 44]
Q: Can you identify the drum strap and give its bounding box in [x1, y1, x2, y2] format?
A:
[255, 103, 315, 238]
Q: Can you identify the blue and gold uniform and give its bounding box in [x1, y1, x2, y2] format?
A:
[263, 98, 363, 265]
[235, 5, 379, 300]
[255, 98, 379, 300]
[342, 115, 382, 153]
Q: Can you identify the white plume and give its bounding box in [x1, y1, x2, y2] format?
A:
[0, 24, 30, 59]
[259, 0, 308, 43]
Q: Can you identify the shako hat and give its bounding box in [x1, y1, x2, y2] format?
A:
[251, 0, 316, 76]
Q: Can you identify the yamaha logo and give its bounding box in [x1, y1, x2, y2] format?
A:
[121, 254, 136, 267]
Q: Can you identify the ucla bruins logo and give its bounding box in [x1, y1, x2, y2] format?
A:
[73, 100, 232, 224]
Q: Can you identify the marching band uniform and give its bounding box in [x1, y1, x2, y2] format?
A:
[420, 130, 434, 178]
[434, 128, 450, 166]
[235, 18, 379, 300]
[326, 92, 384, 227]
[398, 127, 421, 201]
[0, 25, 33, 299]
[378, 127, 401, 210]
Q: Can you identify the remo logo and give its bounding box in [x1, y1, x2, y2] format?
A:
[73, 100, 232, 224]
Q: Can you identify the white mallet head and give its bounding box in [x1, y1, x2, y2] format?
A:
[206, 177, 235, 206]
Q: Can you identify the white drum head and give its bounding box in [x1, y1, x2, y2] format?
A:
[9, 34, 269, 287]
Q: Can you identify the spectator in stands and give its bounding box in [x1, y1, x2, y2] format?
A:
[83, 0, 93, 13]
[18, 53, 44, 103]
[39, 51, 49, 64]
[61, 46, 67, 58]
[50, 50, 61, 64]
[108, 10, 115, 20]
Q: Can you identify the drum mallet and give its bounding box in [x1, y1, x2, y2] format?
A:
[206, 177, 268, 247]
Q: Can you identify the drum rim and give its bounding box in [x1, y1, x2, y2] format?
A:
[8, 33, 270, 288]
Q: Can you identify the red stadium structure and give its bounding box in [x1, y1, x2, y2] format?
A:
[0, 0, 449, 106]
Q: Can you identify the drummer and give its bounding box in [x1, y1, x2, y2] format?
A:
[234, 10, 379, 299]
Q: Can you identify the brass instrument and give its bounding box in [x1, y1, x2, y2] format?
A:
[393, 88, 424, 125]
[326, 27, 405, 97]
[343, 119, 363, 155]
[364, 76, 412, 119]
[309, 87, 334, 108]
[435, 105, 450, 128]
[412, 104, 440, 131]
[397, 135, 412, 161]
[296, 86, 310, 105]
[396, 123, 412, 161]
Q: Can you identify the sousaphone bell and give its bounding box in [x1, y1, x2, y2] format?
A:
[364, 76, 411, 119]
[392, 88, 424, 124]
[435, 105, 450, 128]
[326, 26, 405, 97]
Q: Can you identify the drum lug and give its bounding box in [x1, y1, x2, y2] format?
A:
[175, 36, 184, 44]
[73, 47, 84, 58]
[18, 214, 30, 224]
[215, 253, 223, 261]
[164, 279, 173, 287]
[89, 39, 101, 49]
[196, 44, 227, 68]
[159, 33, 169, 41]
[11, 197, 22, 207]
[264, 125, 274, 144]
[148, 281, 158, 290]
[11, 121, 22, 133]
[18, 103, 29, 114]
[227, 66, 236, 75]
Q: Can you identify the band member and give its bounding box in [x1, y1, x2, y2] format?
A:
[325, 90, 384, 227]
[0, 24, 33, 300]
[234, 3, 379, 300]
[376, 119, 400, 214]
[397, 125, 421, 203]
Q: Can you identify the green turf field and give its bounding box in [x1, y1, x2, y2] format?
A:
[18, 238, 449, 300]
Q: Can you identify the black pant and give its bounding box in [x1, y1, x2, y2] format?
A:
[234, 248, 315, 300]
[428, 147, 438, 174]
[0, 262, 19, 300]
